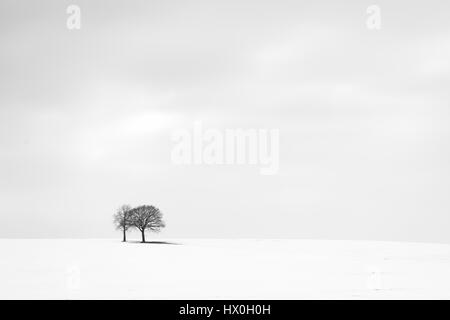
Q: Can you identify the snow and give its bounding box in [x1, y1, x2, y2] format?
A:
[1, 239, 450, 299]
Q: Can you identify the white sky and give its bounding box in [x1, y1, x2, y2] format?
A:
[1, 0, 450, 241]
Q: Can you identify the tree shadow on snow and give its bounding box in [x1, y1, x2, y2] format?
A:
[127, 240, 181, 245]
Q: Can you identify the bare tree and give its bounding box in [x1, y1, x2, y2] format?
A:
[129, 205, 165, 243]
[113, 204, 132, 242]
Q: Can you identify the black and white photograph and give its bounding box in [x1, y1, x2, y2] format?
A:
[1, 0, 450, 305]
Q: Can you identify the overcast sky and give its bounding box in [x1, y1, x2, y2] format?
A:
[1, 0, 450, 241]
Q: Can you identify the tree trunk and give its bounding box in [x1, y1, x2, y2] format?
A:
[122, 227, 126, 242]
[141, 230, 146, 243]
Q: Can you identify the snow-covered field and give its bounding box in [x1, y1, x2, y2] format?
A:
[1, 239, 450, 299]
